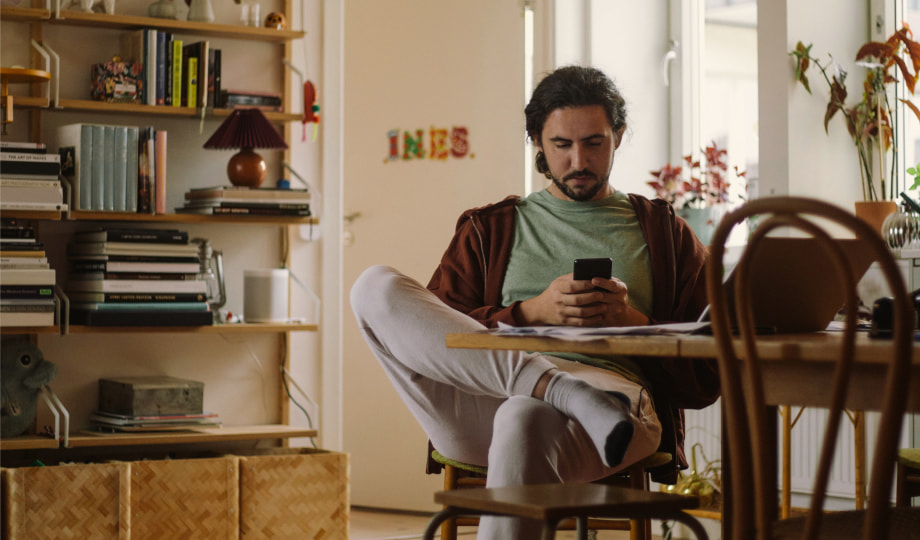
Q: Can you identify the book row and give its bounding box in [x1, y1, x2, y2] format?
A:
[57, 123, 166, 213]
[118, 29, 220, 109]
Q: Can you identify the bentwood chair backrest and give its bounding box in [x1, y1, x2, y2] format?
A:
[706, 196, 914, 540]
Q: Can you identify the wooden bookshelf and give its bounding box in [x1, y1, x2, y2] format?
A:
[55, 99, 302, 122]
[0, 6, 50, 21]
[0, 424, 317, 451]
[48, 10, 305, 42]
[66, 322, 318, 334]
[68, 210, 317, 225]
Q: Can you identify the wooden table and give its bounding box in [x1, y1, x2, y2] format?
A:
[447, 331, 920, 411]
[446, 330, 920, 538]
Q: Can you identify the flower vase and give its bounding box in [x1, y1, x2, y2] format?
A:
[854, 201, 898, 239]
[187, 0, 214, 22]
[679, 206, 724, 246]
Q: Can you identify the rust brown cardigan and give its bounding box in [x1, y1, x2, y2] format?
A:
[426, 193, 720, 484]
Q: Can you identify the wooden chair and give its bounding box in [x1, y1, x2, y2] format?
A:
[429, 449, 673, 540]
[422, 481, 708, 540]
[706, 196, 920, 539]
[896, 448, 920, 507]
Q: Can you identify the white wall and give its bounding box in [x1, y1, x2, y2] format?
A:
[760, 0, 869, 207]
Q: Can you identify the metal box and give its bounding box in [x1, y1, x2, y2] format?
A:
[98, 376, 204, 416]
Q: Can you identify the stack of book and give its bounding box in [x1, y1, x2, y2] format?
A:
[0, 141, 67, 213]
[66, 227, 213, 326]
[1, 218, 56, 327]
[175, 186, 311, 216]
[89, 410, 222, 432]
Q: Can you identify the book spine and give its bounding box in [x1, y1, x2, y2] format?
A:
[125, 126, 138, 212]
[0, 152, 61, 162]
[0, 141, 46, 152]
[156, 31, 168, 106]
[210, 206, 311, 216]
[137, 127, 153, 213]
[91, 124, 105, 210]
[70, 292, 207, 303]
[78, 124, 93, 211]
[77, 229, 188, 243]
[186, 56, 198, 108]
[102, 125, 115, 211]
[146, 29, 158, 106]
[0, 184, 64, 204]
[155, 130, 167, 214]
[0, 161, 61, 176]
[113, 126, 128, 211]
[171, 39, 183, 108]
[0, 202, 66, 211]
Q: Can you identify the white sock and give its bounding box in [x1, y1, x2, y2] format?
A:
[542, 371, 634, 467]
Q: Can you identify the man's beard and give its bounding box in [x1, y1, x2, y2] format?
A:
[551, 169, 608, 201]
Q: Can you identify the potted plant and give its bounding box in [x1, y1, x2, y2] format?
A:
[647, 141, 746, 245]
[790, 25, 920, 233]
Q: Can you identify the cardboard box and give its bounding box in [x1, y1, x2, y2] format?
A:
[91, 61, 141, 102]
[98, 376, 204, 416]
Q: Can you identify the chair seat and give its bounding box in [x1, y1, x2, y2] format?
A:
[772, 507, 920, 540]
[899, 448, 920, 470]
[424, 483, 709, 540]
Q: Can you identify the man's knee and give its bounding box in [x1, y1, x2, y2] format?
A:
[491, 396, 567, 450]
[350, 265, 402, 319]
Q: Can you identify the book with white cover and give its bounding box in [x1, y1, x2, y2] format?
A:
[0, 268, 55, 286]
[66, 278, 207, 293]
[0, 310, 55, 327]
[69, 241, 198, 256]
[0, 180, 63, 205]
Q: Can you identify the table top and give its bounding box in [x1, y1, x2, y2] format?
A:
[447, 329, 920, 411]
[446, 330, 920, 365]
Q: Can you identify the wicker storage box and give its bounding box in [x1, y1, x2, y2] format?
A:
[3, 462, 127, 539]
[129, 456, 239, 539]
[2, 455, 239, 540]
[238, 448, 349, 539]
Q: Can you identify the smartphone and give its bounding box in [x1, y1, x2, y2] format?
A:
[573, 257, 613, 281]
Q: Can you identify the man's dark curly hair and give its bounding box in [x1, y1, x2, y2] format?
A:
[524, 66, 628, 178]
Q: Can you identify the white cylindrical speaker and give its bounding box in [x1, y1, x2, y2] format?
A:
[243, 268, 289, 322]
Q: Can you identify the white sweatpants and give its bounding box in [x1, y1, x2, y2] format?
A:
[350, 265, 662, 539]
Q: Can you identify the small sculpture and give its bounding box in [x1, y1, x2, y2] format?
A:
[148, 0, 178, 19]
[1, 339, 57, 438]
[264, 11, 285, 30]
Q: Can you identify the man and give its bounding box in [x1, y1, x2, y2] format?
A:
[351, 66, 720, 539]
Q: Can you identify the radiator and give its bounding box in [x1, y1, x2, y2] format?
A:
[681, 402, 914, 501]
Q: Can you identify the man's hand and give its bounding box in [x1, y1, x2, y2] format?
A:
[514, 273, 650, 327]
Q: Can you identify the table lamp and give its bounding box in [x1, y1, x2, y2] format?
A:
[203, 108, 288, 188]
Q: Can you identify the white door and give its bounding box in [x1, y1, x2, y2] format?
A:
[342, 0, 527, 510]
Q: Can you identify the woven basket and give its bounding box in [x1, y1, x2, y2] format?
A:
[238, 448, 349, 539]
[129, 456, 239, 539]
[3, 462, 128, 539]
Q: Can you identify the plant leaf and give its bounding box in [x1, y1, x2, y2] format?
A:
[900, 97, 920, 125]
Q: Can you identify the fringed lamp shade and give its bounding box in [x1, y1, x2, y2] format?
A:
[203, 108, 289, 188]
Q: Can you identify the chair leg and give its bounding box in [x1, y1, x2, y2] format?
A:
[627, 460, 650, 540]
[897, 461, 908, 507]
[441, 464, 459, 540]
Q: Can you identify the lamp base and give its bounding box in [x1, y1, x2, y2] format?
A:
[227, 148, 267, 188]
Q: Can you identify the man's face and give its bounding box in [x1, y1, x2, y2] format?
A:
[538, 105, 623, 202]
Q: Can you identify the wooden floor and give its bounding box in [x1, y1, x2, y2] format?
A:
[349, 507, 642, 539]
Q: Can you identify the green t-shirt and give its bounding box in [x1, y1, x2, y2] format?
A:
[502, 189, 653, 382]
